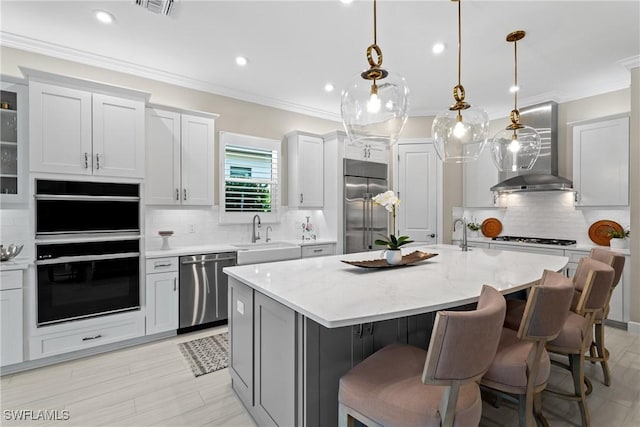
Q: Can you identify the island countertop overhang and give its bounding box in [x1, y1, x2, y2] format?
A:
[223, 244, 569, 328]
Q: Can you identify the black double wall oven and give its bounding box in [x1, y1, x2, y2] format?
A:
[35, 180, 141, 326]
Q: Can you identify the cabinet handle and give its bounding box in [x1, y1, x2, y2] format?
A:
[174, 277, 177, 292]
[574, 192, 580, 203]
[95, 153, 101, 170]
[183, 189, 187, 201]
[154, 262, 172, 268]
[355, 324, 363, 338]
[493, 193, 497, 205]
[84, 152, 89, 169]
[367, 322, 374, 335]
[176, 188, 180, 201]
[300, 193, 303, 204]
[82, 334, 102, 341]
[429, 233, 436, 238]
[313, 248, 323, 253]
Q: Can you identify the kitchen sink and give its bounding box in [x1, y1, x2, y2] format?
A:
[233, 241, 301, 265]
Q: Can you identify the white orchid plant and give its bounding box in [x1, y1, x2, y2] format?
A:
[372, 191, 414, 250]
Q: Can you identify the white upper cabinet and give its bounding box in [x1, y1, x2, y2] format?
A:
[345, 140, 389, 164]
[573, 115, 629, 206]
[287, 131, 323, 208]
[463, 145, 498, 207]
[1, 80, 28, 204]
[29, 76, 146, 178]
[146, 106, 216, 206]
[92, 94, 145, 178]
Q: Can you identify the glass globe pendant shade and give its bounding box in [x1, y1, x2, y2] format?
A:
[341, 70, 409, 147]
[432, 106, 490, 163]
[490, 124, 541, 172]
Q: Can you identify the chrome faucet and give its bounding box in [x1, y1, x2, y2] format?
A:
[453, 218, 468, 252]
[252, 214, 261, 243]
[265, 226, 273, 243]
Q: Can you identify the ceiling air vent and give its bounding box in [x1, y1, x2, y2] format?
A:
[135, 0, 174, 16]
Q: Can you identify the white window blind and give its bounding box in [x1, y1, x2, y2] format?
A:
[219, 132, 281, 223]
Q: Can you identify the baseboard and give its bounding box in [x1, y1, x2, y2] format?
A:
[627, 321, 640, 336]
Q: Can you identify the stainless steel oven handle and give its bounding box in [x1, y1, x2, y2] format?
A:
[35, 252, 140, 265]
[35, 194, 140, 202]
[180, 257, 236, 265]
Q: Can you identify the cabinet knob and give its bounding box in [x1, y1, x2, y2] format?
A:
[429, 233, 436, 238]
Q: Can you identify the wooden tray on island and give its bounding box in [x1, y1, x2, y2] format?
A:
[341, 251, 438, 268]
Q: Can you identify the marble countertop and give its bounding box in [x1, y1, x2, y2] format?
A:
[463, 237, 630, 255]
[0, 257, 31, 271]
[145, 239, 337, 258]
[223, 244, 569, 328]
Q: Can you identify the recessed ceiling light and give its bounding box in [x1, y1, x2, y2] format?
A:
[235, 56, 248, 66]
[95, 10, 114, 24]
[324, 83, 335, 92]
[340, 0, 353, 4]
[509, 85, 520, 93]
[432, 42, 446, 54]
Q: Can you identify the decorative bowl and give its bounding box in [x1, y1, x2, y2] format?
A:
[0, 244, 24, 261]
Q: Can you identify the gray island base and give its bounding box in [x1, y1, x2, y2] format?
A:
[224, 244, 569, 426]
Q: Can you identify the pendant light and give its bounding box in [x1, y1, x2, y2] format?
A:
[490, 30, 541, 172]
[340, 0, 409, 147]
[432, 0, 489, 163]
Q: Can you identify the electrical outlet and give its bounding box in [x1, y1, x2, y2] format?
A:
[188, 224, 195, 233]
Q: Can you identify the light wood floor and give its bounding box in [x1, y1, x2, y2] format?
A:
[1, 325, 638, 426]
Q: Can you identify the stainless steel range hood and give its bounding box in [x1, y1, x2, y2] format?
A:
[490, 101, 573, 193]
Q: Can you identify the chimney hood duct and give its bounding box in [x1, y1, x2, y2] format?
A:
[490, 101, 573, 193]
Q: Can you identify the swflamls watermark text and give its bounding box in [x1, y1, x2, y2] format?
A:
[3, 409, 70, 421]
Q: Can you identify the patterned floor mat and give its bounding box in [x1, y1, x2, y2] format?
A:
[178, 332, 228, 377]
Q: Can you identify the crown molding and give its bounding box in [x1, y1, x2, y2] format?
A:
[619, 55, 640, 70]
[1, 32, 341, 122]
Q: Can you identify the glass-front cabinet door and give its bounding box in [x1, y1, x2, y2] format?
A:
[0, 80, 27, 203]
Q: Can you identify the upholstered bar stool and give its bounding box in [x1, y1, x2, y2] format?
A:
[545, 258, 615, 427]
[338, 285, 506, 427]
[480, 270, 574, 427]
[584, 248, 625, 390]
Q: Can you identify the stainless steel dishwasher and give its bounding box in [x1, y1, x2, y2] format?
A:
[179, 252, 236, 331]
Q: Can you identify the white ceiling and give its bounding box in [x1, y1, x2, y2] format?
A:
[1, 1, 639, 121]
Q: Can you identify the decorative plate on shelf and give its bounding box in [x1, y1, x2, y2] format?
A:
[588, 220, 622, 246]
[341, 251, 438, 269]
[481, 218, 503, 237]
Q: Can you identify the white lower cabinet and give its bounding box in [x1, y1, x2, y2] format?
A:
[145, 257, 179, 335]
[1, 270, 24, 366]
[29, 312, 145, 360]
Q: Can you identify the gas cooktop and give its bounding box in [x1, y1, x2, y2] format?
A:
[492, 236, 577, 246]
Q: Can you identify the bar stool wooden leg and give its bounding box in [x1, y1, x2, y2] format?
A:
[569, 354, 590, 427]
[594, 322, 611, 386]
[533, 392, 549, 427]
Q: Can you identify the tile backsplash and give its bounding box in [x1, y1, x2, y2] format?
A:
[456, 192, 630, 245]
[0, 208, 33, 258]
[145, 206, 328, 250]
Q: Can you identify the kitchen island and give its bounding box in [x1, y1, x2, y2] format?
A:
[223, 244, 568, 427]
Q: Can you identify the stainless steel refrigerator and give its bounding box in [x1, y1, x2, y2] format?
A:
[344, 159, 389, 254]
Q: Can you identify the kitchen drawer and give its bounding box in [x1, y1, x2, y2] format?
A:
[0, 270, 22, 290]
[564, 250, 589, 263]
[30, 314, 145, 359]
[301, 244, 336, 258]
[489, 243, 565, 257]
[146, 257, 179, 273]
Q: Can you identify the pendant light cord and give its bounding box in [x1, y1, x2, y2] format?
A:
[457, 0, 462, 87]
[514, 37, 518, 111]
[373, 0, 377, 46]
